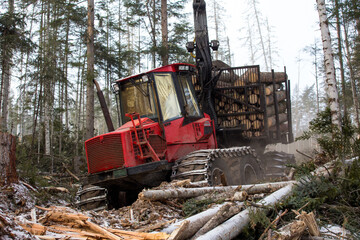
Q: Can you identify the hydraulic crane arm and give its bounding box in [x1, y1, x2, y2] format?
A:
[187, 0, 219, 124]
[192, 0, 212, 89]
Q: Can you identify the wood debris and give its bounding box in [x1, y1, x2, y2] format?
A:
[272, 220, 307, 240]
[18, 206, 170, 240]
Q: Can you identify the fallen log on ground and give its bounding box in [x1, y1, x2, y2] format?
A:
[194, 158, 356, 240]
[195, 183, 295, 240]
[191, 202, 242, 240]
[139, 181, 295, 201]
[163, 202, 243, 239]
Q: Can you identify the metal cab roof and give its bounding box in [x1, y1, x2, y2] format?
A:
[115, 63, 196, 83]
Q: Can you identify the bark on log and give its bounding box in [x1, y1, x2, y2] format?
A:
[195, 183, 296, 240]
[266, 91, 287, 105]
[269, 123, 288, 132]
[265, 84, 282, 95]
[259, 72, 287, 83]
[0, 132, 18, 185]
[267, 113, 288, 128]
[253, 84, 281, 95]
[163, 202, 243, 240]
[168, 220, 189, 240]
[266, 102, 287, 117]
[191, 203, 242, 239]
[140, 181, 295, 201]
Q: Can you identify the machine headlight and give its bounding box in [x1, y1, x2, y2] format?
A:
[179, 65, 190, 71]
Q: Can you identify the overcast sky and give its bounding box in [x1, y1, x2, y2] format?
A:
[204, 0, 321, 91]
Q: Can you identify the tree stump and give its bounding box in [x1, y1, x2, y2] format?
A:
[0, 132, 18, 185]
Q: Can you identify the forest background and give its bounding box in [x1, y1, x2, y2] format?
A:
[0, 0, 359, 176]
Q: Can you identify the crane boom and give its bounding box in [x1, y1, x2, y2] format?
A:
[188, 0, 219, 124]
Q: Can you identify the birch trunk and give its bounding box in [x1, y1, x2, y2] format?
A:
[86, 0, 95, 140]
[140, 181, 295, 201]
[316, 0, 341, 129]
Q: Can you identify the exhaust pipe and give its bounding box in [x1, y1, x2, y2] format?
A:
[93, 79, 115, 132]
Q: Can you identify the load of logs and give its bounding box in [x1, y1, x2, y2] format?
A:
[192, 65, 290, 139]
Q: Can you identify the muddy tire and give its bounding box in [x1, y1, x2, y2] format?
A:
[261, 151, 295, 180]
[210, 154, 263, 185]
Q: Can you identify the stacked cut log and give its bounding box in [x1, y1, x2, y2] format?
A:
[214, 68, 289, 138]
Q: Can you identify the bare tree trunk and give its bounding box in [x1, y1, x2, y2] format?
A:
[64, 3, 70, 131]
[316, 0, 341, 129]
[226, 36, 232, 66]
[252, 0, 268, 71]
[161, 0, 168, 65]
[0, 0, 15, 132]
[1, 52, 10, 132]
[0, 132, 18, 185]
[266, 19, 273, 70]
[44, 0, 51, 156]
[118, 0, 123, 77]
[247, 18, 255, 65]
[145, 0, 157, 68]
[86, 0, 95, 140]
[334, 0, 347, 117]
[343, 14, 360, 128]
[314, 41, 320, 113]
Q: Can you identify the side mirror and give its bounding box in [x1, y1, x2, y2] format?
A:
[186, 41, 195, 52]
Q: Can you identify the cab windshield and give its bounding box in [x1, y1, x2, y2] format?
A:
[177, 72, 201, 117]
[154, 73, 182, 121]
[120, 77, 157, 123]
